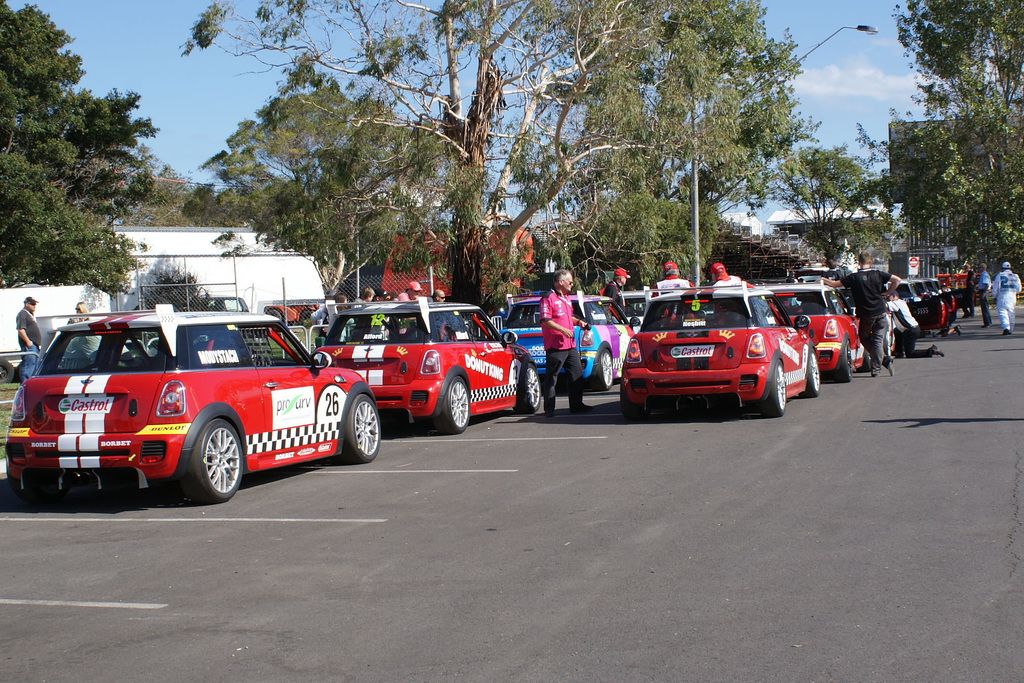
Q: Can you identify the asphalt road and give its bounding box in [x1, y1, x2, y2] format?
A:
[2, 315, 1023, 682]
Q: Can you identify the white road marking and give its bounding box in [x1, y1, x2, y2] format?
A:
[0, 517, 387, 524]
[0, 598, 167, 610]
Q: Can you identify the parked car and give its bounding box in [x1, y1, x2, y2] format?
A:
[620, 286, 820, 419]
[504, 293, 634, 390]
[621, 290, 649, 329]
[766, 283, 865, 382]
[318, 300, 540, 434]
[5, 308, 380, 505]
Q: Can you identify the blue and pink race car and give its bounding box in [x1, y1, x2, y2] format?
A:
[503, 293, 635, 390]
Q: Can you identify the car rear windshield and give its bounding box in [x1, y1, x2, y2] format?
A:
[39, 328, 171, 375]
[505, 301, 584, 329]
[326, 313, 428, 344]
[773, 292, 828, 317]
[643, 296, 750, 331]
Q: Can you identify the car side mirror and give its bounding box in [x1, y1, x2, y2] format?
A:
[313, 350, 333, 369]
[629, 316, 641, 328]
[793, 315, 811, 330]
[500, 329, 518, 345]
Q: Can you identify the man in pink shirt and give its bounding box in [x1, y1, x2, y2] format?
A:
[397, 281, 423, 301]
[539, 268, 592, 416]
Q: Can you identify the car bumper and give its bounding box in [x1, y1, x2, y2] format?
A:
[367, 379, 444, 419]
[5, 425, 191, 485]
[812, 341, 842, 372]
[621, 363, 769, 404]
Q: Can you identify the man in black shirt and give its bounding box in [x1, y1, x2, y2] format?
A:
[822, 251, 901, 377]
[601, 268, 628, 308]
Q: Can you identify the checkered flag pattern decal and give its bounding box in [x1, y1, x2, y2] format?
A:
[247, 422, 341, 454]
[470, 384, 516, 403]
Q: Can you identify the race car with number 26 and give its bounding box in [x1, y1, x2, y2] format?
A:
[5, 308, 381, 505]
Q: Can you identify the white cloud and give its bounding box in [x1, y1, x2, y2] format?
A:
[795, 58, 919, 104]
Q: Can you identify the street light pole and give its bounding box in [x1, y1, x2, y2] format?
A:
[688, 24, 877, 283]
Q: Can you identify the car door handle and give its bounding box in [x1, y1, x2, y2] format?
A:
[264, 382, 278, 388]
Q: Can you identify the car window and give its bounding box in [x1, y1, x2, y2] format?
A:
[749, 296, 779, 327]
[622, 296, 646, 318]
[431, 311, 470, 342]
[826, 291, 850, 315]
[41, 329, 171, 375]
[239, 325, 305, 367]
[467, 311, 500, 342]
[767, 297, 791, 327]
[326, 313, 427, 344]
[505, 304, 540, 328]
[586, 301, 611, 325]
[643, 295, 748, 331]
[186, 325, 254, 369]
[775, 292, 827, 317]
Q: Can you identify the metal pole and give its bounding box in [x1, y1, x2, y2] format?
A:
[691, 156, 700, 286]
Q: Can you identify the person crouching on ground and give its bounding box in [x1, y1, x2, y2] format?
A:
[887, 294, 944, 358]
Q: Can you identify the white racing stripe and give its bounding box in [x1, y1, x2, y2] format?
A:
[0, 598, 167, 610]
[0, 517, 387, 524]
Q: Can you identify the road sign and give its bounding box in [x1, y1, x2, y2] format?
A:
[909, 256, 919, 276]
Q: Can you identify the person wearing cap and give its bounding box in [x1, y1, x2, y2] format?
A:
[709, 262, 744, 287]
[601, 268, 629, 308]
[822, 250, 901, 377]
[431, 289, 446, 302]
[16, 297, 42, 381]
[990, 261, 1021, 334]
[397, 281, 423, 301]
[976, 263, 993, 327]
[655, 261, 692, 291]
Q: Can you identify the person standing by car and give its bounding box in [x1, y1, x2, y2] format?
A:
[990, 261, 1022, 334]
[539, 269, 591, 416]
[397, 281, 423, 301]
[709, 262, 744, 287]
[601, 268, 629, 308]
[976, 263, 993, 327]
[822, 251, 901, 377]
[887, 294, 944, 358]
[16, 296, 42, 381]
[962, 264, 976, 318]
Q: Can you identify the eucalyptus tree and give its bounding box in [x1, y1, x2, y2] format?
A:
[772, 146, 891, 261]
[889, 0, 1024, 263]
[186, 0, 714, 305]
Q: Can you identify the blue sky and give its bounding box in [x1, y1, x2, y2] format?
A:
[21, 0, 921, 224]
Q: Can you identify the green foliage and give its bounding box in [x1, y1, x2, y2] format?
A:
[771, 146, 892, 261]
[0, 1, 155, 290]
[889, 0, 1024, 264]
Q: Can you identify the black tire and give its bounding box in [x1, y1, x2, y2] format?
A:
[589, 347, 614, 391]
[0, 359, 14, 384]
[180, 419, 243, 504]
[434, 376, 470, 434]
[800, 349, 821, 398]
[514, 363, 541, 414]
[832, 338, 853, 383]
[619, 383, 650, 421]
[8, 474, 70, 504]
[339, 393, 381, 464]
[759, 362, 787, 418]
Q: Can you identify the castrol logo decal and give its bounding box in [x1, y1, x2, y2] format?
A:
[59, 395, 114, 415]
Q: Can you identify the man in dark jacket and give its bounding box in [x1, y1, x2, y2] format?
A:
[601, 268, 628, 308]
[822, 251, 901, 377]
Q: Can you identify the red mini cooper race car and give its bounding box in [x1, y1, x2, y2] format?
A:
[318, 299, 541, 434]
[5, 308, 381, 505]
[766, 283, 864, 382]
[620, 286, 820, 419]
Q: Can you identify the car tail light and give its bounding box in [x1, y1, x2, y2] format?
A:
[156, 380, 186, 417]
[11, 386, 26, 421]
[823, 318, 840, 339]
[746, 333, 766, 359]
[420, 349, 441, 375]
[625, 338, 643, 364]
[581, 328, 594, 347]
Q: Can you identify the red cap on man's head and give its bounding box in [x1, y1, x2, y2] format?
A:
[613, 268, 629, 279]
[710, 263, 728, 280]
[407, 281, 423, 292]
[663, 261, 678, 273]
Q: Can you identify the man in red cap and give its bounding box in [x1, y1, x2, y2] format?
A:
[710, 262, 744, 287]
[655, 261, 692, 291]
[397, 281, 423, 301]
[601, 267, 629, 308]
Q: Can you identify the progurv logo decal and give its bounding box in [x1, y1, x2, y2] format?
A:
[272, 386, 316, 430]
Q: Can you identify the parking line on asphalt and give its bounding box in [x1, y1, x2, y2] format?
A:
[0, 516, 387, 524]
[400, 436, 607, 443]
[0, 598, 168, 610]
